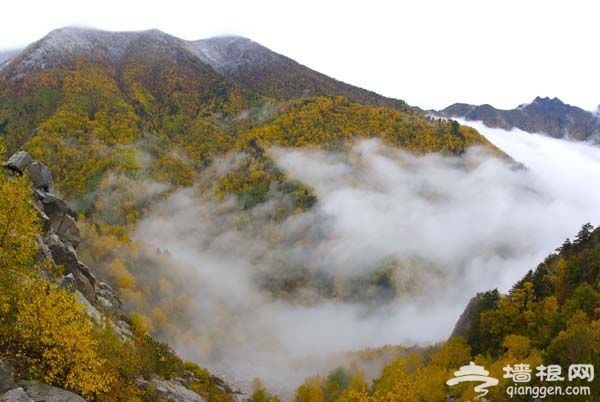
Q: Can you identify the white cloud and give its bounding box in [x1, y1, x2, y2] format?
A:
[134, 126, 600, 392]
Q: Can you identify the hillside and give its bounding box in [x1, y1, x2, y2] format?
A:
[439, 96, 600, 142]
[0, 28, 496, 199]
[0, 150, 240, 402]
[190, 36, 411, 111]
[290, 223, 600, 402]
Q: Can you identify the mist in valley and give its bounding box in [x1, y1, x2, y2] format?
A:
[133, 123, 600, 395]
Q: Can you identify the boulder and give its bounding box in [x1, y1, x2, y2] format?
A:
[48, 213, 80, 248]
[35, 192, 80, 247]
[0, 387, 33, 402]
[3, 151, 32, 173]
[0, 361, 16, 394]
[25, 162, 53, 193]
[137, 377, 205, 402]
[116, 320, 134, 341]
[19, 380, 88, 402]
[37, 191, 75, 216]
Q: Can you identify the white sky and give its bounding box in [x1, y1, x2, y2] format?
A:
[1, 0, 599, 111]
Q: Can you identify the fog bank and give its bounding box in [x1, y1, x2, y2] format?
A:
[134, 126, 600, 393]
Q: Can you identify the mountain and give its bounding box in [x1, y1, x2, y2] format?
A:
[0, 26, 505, 401]
[440, 96, 600, 142]
[0, 27, 496, 198]
[190, 36, 410, 111]
[0, 49, 19, 70]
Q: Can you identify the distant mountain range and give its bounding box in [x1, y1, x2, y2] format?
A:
[439, 96, 600, 142]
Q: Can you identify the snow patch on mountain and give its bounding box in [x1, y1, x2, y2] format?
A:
[0, 49, 20, 70]
[5, 27, 193, 75]
[190, 36, 275, 74]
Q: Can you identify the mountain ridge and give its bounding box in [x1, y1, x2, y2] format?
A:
[439, 96, 600, 142]
[190, 35, 410, 111]
[1, 26, 409, 112]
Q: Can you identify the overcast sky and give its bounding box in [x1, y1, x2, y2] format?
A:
[2, 0, 598, 111]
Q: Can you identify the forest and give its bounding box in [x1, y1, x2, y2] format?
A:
[1, 29, 597, 402]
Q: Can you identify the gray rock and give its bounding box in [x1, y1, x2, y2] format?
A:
[32, 203, 51, 233]
[0, 387, 33, 402]
[4, 151, 32, 173]
[57, 273, 77, 293]
[0, 361, 17, 394]
[19, 380, 88, 402]
[37, 192, 76, 221]
[45, 235, 96, 301]
[26, 162, 54, 193]
[74, 291, 102, 322]
[116, 320, 134, 341]
[34, 235, 55, 271]
[95, 282, 125, 317]
[36, 192, 80, 247]
[48, 213, 80, 248]
[150, 378, 206, 402]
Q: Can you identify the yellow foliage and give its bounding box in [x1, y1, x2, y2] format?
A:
[15, 277, 114, 399]
[295, 376, 324, 402]
[371, 358, 419, 402]
[502, 334, 531, 359]
[0, 173, 40, 273]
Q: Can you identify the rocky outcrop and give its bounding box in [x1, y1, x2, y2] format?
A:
[1, 151, 219, 402]
[137, 377, 206, 402]
[0, 366, 89, 402]
[19, 380, 88, 402]
[0, 387, 32, 402]
[0, 361, 17, 395]
[2, 151, 124, 317]
[26, 162, 54, 193]
[450, 294, 485, 339]
[3, 151, 32, 173]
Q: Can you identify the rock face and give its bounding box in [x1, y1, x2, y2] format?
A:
[136, 377, 206, 402]
[2, 151, 124, 316]
[3, 151, 32, 173]
[0, 367, 91, 402]
[0, 387, 33, 402]
[26, 162, 53, 192]
[439, 97, 600, 142]
[19, 380, 88, 402]
[1, 151, 225, 402]
[0, 361, 17, 394]
[450, 294, 485, 339]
